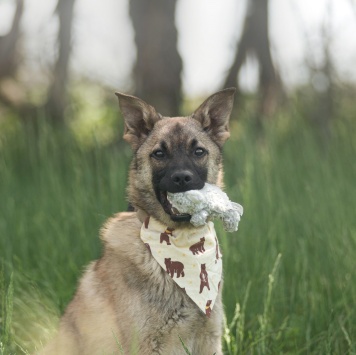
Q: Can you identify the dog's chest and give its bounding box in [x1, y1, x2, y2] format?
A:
[134, 268, 215, 353]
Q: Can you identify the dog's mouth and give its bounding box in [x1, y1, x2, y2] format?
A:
[158, 191, 191, 222]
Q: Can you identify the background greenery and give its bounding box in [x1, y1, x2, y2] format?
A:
[1, 97, 356, 354]
[1, 0, 356, 353]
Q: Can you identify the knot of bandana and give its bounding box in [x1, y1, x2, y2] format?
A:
[140, 216, 223, 316]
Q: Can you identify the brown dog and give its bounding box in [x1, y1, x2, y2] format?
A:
[41, 88, 235, 354]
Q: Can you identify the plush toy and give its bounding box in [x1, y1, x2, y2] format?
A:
[167, 183, 243, 232]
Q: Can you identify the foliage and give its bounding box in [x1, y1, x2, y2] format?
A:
[0, 104, 356, 354]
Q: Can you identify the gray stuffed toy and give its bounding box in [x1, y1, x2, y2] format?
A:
[167, 183, 243, 232]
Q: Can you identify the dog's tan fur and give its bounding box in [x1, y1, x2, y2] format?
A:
[41, 89, 235, 354]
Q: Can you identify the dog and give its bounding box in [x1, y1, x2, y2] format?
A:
[41, 88, 235, 354]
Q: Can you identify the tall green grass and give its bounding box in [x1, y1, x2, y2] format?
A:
[220, 111, 356, 353]
[0, 109, 355, 354]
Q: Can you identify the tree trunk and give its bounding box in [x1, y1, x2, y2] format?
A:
[0, 0, 24, 79]
[45, 0, 76, 124]
[130, 0, 182, 116]
[311, 4, 335, 152]
[224, 0, 282, 117]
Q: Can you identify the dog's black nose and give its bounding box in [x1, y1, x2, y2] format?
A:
[171, 170, 194, 187]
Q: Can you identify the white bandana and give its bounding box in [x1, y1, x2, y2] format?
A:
[140, 216, 223, 316]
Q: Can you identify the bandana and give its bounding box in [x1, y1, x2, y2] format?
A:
[140, 216, 222, 317]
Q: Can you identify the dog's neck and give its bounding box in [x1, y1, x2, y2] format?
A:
[136, 208, 149, 224]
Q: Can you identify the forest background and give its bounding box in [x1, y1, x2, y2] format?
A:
[1, 0, 356, 353]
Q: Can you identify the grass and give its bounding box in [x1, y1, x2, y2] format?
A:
[1, 107, 356, 354]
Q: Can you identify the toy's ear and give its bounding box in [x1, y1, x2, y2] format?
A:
[115, 92, 162, 149]
[232, 202, 244, 216]
[191, 88, 235, 147]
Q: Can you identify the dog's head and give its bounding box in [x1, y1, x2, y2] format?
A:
[115, 88, 235, 228]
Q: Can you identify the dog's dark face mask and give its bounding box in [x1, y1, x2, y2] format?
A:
[115, 88, 235, 227]
[150, 124, 208, 222]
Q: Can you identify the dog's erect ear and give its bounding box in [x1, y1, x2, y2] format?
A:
[192, 88, 235, 146]
[115, 92, 162, 149]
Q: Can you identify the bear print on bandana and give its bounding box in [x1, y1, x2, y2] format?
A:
[165, 258, 185, 278]
[199, 264, 210, 293]
[189, 237, 205, 255]
[160, 228, 174, 245]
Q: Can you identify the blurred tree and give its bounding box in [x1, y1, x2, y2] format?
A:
[224, 0, 282, 118]
[130, 0, 182, 116]
[350, 0, 356, 16]
[0, 0, 24, 79]
[45, 0, 76, 124]
[309, 2, 335, 149]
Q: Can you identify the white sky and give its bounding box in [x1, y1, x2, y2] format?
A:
[1, 0, 356, 96]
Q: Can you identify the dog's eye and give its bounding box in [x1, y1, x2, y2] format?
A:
[152, 150, 165, 159]
[194, 148, 206, 157]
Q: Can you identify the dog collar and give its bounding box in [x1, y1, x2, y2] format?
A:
[140, 216, 222, 317]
